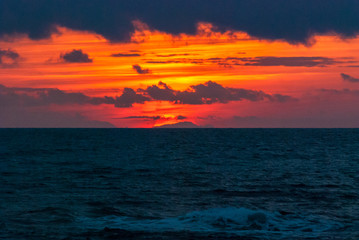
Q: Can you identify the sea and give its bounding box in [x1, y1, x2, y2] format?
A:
[0, 129, 358, 239]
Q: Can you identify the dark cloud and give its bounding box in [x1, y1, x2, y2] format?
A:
[0, 80, 295, 110]
[60, 49, 93, 63]
[1, 1, 359, 45]
[318, 88, 359, 96]
[114, 88, 150, 107]
[156, 54, 191, 57]
[146, 56, 349, 67]
[0, 84, 148, 108]
[111, 53, 141, 57]
[145, 57, 206, 65]
[132, 64, 151, 74]
[145, 60, 187, 64]
[266, 94, 296, 103]
[176, 115, 187, 120]
[141, 81, 176, 101]
[119, 115, 162, 120]
[239, 57, 339, 67]
[0, 85, 90, 107]
[0, 49, 20, 67]
[0, 86, 115, 128]
[140, 81, 296, 105]
[117, 115, 186, 121]
[177, 81, 296, 104]
[341, 73, 359, 83]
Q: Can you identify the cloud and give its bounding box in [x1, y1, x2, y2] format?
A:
[180, 81, 296, 104]
[0, 85, 115, 127]
[1, 1, 359, 44]
[344, 65, 359, 68]
[141, 81, 176, 101]
[132, 64, 151, 74]
[0, 85, 89, 107]
[146, 56, 349, 67]
[60, 49, 93, 63]
[114, 88, 150, 107]
[111, 53, 141, 57]
[318, 88, 359, 96]
[145, 60, 189, 64]
[156, 54, 191, 57]
[0, 80, 295, 110]
[0, 107, 115, 128]
[0, 49, 20, 67]
[117, 115, 186, 121]
[119, 116, 162, 120]
[176, 115, 187, 120]
[239, 57, 339, 67]
[266, 94, 296, 103]
[0, 84, 147, 108]
[341, 73, 359, 83]
[138, 81, 296, 105]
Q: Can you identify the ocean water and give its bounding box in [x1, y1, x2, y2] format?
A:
[0, 129, 358, 239]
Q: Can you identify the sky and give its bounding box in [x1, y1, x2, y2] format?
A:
[2, 0, 359, 128]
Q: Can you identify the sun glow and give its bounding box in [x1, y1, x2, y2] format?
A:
[2, 22, 359, 127]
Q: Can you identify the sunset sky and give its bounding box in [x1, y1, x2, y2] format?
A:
[2, 0, 359, 127]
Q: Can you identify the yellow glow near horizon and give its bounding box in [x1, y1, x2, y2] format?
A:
[2, 23, 359, 127]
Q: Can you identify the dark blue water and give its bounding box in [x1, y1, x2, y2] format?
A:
[0, 129, 358, 239]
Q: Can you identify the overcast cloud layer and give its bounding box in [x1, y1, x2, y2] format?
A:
[1, 0, 359, 44]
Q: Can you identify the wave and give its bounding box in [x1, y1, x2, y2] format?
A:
[77, 207, 343, 238]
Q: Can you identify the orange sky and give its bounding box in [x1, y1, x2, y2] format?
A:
[1, 23, 359, 127]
